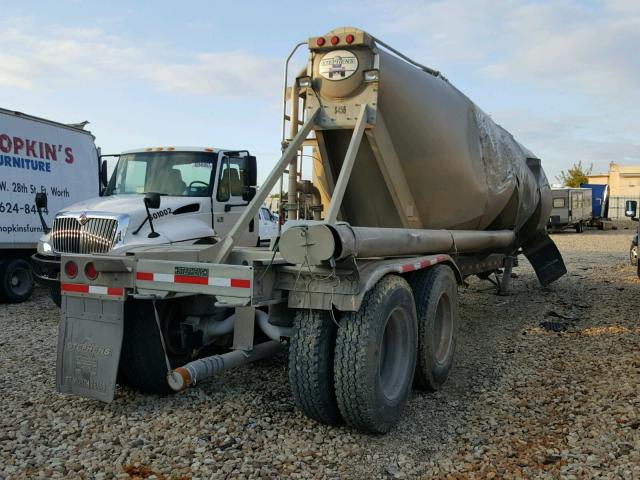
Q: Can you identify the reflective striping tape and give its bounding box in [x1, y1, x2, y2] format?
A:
[399, 257, 443, 273]
[154, 273, 174, 283]
[61, 283, 124, 297]
[89, 285, 108, 295]
[62, 283, 89, 293]
[175, 275, 208, 285]
[208, 277, 231, 287]
[136, 271, 153, 281]
[136, 271, 251, 289]
[230, 278, 251, 288]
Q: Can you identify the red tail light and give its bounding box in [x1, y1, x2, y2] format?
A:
[85, 262, 98, 280]
[331, 35, 340, 45]
[64, 261, 78, 278]
[316, 37, 326, 47]
[345, 34, 355, 44]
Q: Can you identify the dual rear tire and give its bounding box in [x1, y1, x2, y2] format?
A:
[288, 266, 458, 433]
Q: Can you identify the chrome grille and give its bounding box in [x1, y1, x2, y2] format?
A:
[52, 216, 118, 254]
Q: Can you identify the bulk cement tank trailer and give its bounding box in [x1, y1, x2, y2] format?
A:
[55, 28, 566, 433]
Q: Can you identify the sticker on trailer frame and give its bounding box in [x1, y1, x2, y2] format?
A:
[319, 50, 358, 80]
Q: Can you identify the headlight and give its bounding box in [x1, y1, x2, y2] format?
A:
[37, 237, 53, 255]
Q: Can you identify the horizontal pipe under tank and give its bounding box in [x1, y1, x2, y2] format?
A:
[278, 223, 515, 265]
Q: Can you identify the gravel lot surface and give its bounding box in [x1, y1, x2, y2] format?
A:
[1, 229, 639, 479]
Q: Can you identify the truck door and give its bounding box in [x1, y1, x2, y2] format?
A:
[212, 154, 259, 246]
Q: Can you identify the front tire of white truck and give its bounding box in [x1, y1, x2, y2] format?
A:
[49, 285, 61, 308]
[408, 265, 459, 391]
[288, 309, 342, 425]
[0, 259, 34, 303]
[334, 275, 417, 433]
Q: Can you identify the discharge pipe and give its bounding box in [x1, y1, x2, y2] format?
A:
[167, 341, 284, 392]
[278, 223, 516, 265]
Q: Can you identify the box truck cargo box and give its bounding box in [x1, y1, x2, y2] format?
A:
[0, 108, 99, 302]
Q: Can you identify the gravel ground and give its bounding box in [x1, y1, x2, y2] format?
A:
[1, 229, 639, 479]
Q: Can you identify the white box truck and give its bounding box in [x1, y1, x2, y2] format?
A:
[0, 108, 100, 302]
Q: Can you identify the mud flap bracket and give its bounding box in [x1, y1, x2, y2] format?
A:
[56, 295, 125, 402]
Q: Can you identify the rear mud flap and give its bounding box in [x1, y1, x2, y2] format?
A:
[56, 295, 125, 402]
[522, 234, 567, 286]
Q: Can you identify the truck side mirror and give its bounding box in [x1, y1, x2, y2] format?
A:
[242, 186, 257, 202]
[625, 200, 637, 219]
[144, 192, 161, 209]
[246, 155, 257, 186]
[100, 160, 108, 188]
[34, 192, 50, 234]
[35, 192, 48, 209]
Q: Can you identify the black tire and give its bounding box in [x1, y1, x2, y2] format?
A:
[0, 259, 34, 303]
[120, 299, 189, 395]
[576, 222, 584, 233]
[334, 275, 417, 433]
[288, 309, 341, 425]
[50, 284, 62, 308]
[630, 244, 638, 267]
[408, 265, 459, 391]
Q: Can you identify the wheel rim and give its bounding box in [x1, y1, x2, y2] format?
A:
[9, 265, 32, 296]
[632, 246, 638, 263]
[379, 307, 412, 402]
[433, 293, 453, 365]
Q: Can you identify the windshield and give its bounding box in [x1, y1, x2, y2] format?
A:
[105, 151, 217, 197]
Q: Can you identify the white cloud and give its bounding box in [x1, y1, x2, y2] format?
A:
[369, 0, 639, 101]
[0, 18, 280, 97]
[359, 0, 640, 177]
[479, 1, 640, 98]
[143, 52, 278, 97]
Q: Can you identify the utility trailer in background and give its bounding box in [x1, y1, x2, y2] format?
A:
[54, 28, 566, 433]
[548, 187, 593, 233]
[580, 183, 612, 230]
[0, 108, 99, 302]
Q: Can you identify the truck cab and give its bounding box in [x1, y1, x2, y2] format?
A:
[33, 147, 259, 305]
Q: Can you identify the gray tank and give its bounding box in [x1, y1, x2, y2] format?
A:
[307, 27, 550, 247]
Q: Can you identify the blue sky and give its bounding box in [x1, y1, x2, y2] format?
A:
[1, 0, 638, 184]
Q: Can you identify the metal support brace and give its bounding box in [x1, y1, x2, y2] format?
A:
[325, 104, 369, 224]
[201, 107, 320, 264]
[366, 111, 423, 228]
[498, 256, 516, 295]
[232, 306, 256, 351]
